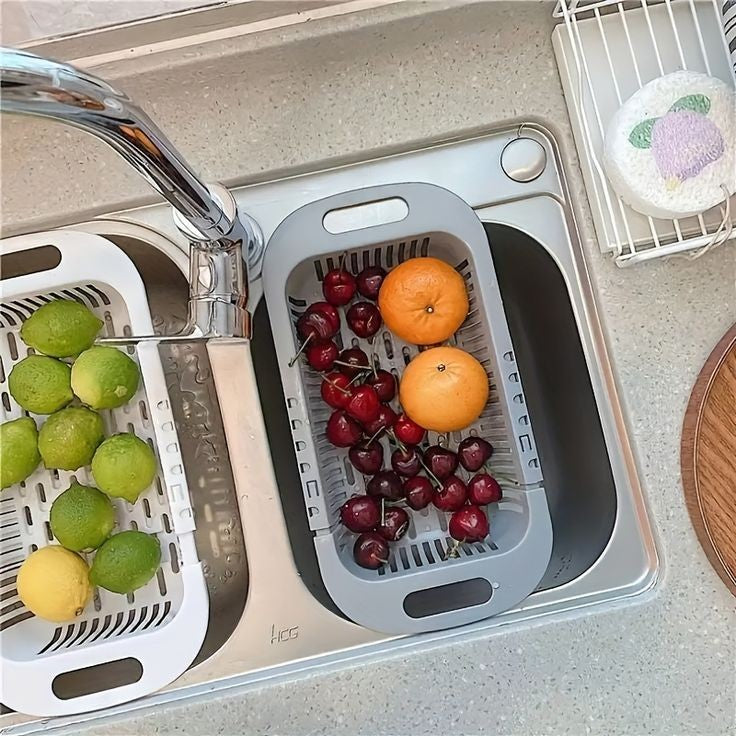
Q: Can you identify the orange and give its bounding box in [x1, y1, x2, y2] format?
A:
[378, 257, 468, 345]
[399, 346, 489, 432]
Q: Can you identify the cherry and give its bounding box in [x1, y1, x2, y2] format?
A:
[433, 475, 468, 511]
[363, 404, 397, 435]
[326, 410, 363, 447]
[353, 532, 389, 569]
[321, 372, 352, 409]
[457, 436, 494, 472]
[424, 446, 459, 480]
[467, 473, 502, 505]
[345, 385, 380, 423]
[378, 507, 410, 542]
[347, 302, 382, 339]
[391, 447, 422, 477]
[403, 476, 434, 510]
[337, 348, 371, 379]
[340, 495, 380, 533]
[306, 339, 338, 371]
[348, 440, 384, 475]
[394, 413, 426, 446]
[366, 470, 404, 500]
[323, 268, 357, 306]
[297, 303, 339, 340]
[449, 505, 489, 542]
[307, 302, 340, 333]
[356, 265, 386, 301]
[365, 370, 396, 403]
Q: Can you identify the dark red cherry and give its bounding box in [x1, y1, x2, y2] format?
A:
[348, 440, 384, 475]
[346, 302, 382, 339]
[467, 473, 502, 505]
[424, 446, 459, 480]
[366, 470, 403, 500]
[326, 410, 363, 447]
[306, 339, 338, 371]
[365, 370, 396, 403]
[356, 265, 386, 301]
[394, 414, 426, 446]
[457, 436, 494, 472]
[363, 404, 397, 435]
[321, 372, 352, 409]
[449, 505, 489, 542]
[403, 476, 434, 510]
[323, 268, 357, 306]
[345, 385, 380, 423]
[353, 532, 389, 569]
[378, 507, 409, 542]
[432, 475, 468, 511]
[340, 495, 380, 533]
[337, 348, 371, 379]
[391, 447, 422, 477]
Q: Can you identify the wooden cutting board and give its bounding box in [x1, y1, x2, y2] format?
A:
[681, 323, 736, 596]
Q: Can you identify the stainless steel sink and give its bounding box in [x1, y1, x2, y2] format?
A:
[0, 125, 658, 733]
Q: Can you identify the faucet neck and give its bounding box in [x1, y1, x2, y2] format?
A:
[0, 47, 263, 339]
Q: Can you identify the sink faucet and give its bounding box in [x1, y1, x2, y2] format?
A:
[0, 46, 263, 340]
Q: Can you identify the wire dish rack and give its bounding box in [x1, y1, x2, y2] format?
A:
[552, 0, 736, 265]
[0, 232, 208, 717]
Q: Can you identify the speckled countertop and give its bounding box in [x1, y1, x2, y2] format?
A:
[2, 2, 735, 734]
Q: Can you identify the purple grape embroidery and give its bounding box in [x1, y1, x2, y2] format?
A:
[629, 94, 724, 190]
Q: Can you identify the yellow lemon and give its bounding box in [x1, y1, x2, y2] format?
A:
[17, 546, 91, 622]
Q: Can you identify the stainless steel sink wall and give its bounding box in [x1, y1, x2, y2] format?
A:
[0, 126, 658, 734]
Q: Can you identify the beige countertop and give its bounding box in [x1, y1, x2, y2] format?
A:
[2, 2, 735, 734]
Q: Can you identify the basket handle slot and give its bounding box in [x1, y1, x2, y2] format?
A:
[0, 245, 61, 281]
[51, 657, 143, 701]
[402, 578, 493, 619]
[322, 197, 408, 235]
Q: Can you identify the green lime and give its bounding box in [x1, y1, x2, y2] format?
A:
[38, 407, 105, 470]
[91, 433, 156, 503]
[1, 417, 40, 489]
[90, 530, 161, 594]
[71, 346, 139, 410]
[50, 482, 116, 551]
[8, 355, 73, 414]
[20, 300, 103, 358]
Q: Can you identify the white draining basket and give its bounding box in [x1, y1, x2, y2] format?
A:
[263, 183, 552, 634]
[0, 231, 208, 717]
[552, 0, 736, 265]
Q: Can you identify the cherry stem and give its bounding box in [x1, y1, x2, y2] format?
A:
[387, 430, 407, 453]
[381, 498, 386, 526]
[367, 427, 385, 445]
[338, 252, 347, 271]
[417, 456, 442, 489]
[333, 360, 372, 370]
[288, 333, 313, 367]
[445, 538, 463, 559]
[348, 373, 365, 387]
[324, 376, 351, 395]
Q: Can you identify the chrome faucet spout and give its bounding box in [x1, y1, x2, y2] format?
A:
[0, 47, 262, 339]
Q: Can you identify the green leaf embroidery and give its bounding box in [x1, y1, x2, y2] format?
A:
[629, 118, 657, 149]
[669, 94, 710, 115]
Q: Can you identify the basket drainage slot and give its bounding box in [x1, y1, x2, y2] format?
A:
[51, 657, 143, 700]
[403, 578, 492, 619]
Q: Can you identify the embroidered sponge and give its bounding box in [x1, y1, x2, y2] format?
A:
[603, 70, 735, 219]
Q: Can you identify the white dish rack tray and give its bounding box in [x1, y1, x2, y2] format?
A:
[0, 231, 208, 717]
[552, 0, 736, 266]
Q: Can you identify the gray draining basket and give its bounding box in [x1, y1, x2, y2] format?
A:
[263, 183, 552, 634]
